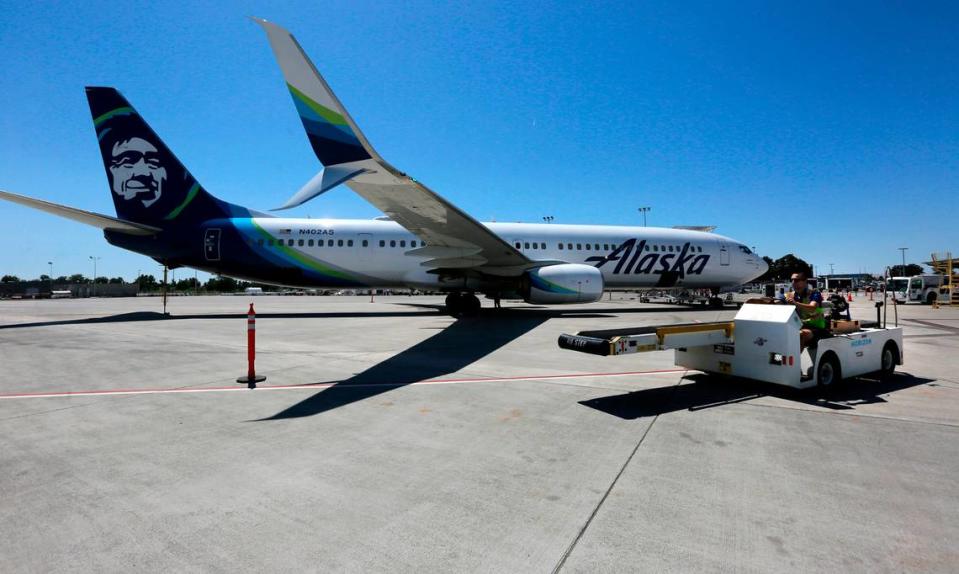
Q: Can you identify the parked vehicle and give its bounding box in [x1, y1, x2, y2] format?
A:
[905, 274, 948, 305]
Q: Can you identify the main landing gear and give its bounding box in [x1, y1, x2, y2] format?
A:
[707, 287, 725, 309]
[445, 292, 481, 317]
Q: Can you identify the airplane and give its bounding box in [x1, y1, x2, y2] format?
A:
[0, 18, 767, 316]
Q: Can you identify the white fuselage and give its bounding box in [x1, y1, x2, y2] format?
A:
[245, 218, 766, 289]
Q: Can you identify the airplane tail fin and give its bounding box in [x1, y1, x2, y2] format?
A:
[86, 87, 231, 226]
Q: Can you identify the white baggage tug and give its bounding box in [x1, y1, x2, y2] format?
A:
[558, 301, 903, 389]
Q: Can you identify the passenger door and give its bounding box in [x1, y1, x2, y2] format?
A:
[204, 228, 221, 261]
[719, 240, 730, 266]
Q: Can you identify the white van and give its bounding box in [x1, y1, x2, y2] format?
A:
[906, 275, 947, 305]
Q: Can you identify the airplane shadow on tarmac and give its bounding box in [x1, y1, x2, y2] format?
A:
[0, 302, 718, 331]
[400, 302, 728, 318]
[0, 302, 738, 420]
[255, 305, 736, 420]
[258, 309, 551, 420]
[580, 372, 935, 420]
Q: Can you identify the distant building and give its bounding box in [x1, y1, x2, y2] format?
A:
[818, 273, 873, 290]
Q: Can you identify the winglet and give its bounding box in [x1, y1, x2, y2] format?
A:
[253, 17, 376, 167]
[271, 163, 369, 211]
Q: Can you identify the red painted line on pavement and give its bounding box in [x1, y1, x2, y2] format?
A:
[0, 368, 687, 400]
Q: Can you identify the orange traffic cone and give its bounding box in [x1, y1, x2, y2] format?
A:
[847, 292, 852, 302]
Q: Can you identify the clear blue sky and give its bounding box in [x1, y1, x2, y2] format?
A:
[2, 1, 957, 281]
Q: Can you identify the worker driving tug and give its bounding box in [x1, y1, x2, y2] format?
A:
[784, 272, 827, 350]
[559, 271, 903, 390]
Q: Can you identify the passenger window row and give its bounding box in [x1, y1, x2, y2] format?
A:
[645, 244, 704, 253]
[378, 239, 421, 248]
[515, 242, 548, 250]
[255, 238, 424, 249]
[514, 241, 706, 253]
[250, 236, 704, 254]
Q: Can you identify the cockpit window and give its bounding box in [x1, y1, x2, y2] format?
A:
[738, 245, 752, 254]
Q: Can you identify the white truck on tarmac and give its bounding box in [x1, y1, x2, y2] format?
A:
[886, 276, 909, 303]
[898, 274, 948, 305]
[559, 301, 903, 390]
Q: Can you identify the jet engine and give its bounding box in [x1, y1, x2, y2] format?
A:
[524, 264, 604, 304]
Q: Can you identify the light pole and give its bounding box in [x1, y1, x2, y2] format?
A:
[898, 247, 908, 276]
[542, 216, 554, 224]
[48, 261, 53, 287]
[829, 263, 834, 276]
[638, 207, 651, 227]
[89, 256, 100, 296]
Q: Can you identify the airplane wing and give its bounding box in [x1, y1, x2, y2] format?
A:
[254, 18, 532, 271]
[0, 190, 161, 236]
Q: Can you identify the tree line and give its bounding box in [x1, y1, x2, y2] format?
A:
[0, 273, 271, 293]
[2, 274, 126, 284]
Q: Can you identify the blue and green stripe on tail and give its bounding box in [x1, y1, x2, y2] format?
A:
[287, 84, 370, 166]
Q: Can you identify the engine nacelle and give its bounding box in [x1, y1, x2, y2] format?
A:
[524, 264, 604, 304]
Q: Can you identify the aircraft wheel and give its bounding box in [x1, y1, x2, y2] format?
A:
[709, 297, 724, 309]
[445, 292, 463, 316]
[462, 293, 481, 316]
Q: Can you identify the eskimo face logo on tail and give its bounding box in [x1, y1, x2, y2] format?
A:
[586, 239, 710, 276]
[108, 137, 166, 208]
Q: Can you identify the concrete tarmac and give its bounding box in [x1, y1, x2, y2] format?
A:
[1, 294, 957, 572]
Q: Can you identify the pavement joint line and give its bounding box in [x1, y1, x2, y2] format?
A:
[533, 376, 685, 393]
[737, 396, 959, 429]
[0, 368, 687, 401]
[551, 374, 685, 574]
[0, 401, 102, 423]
